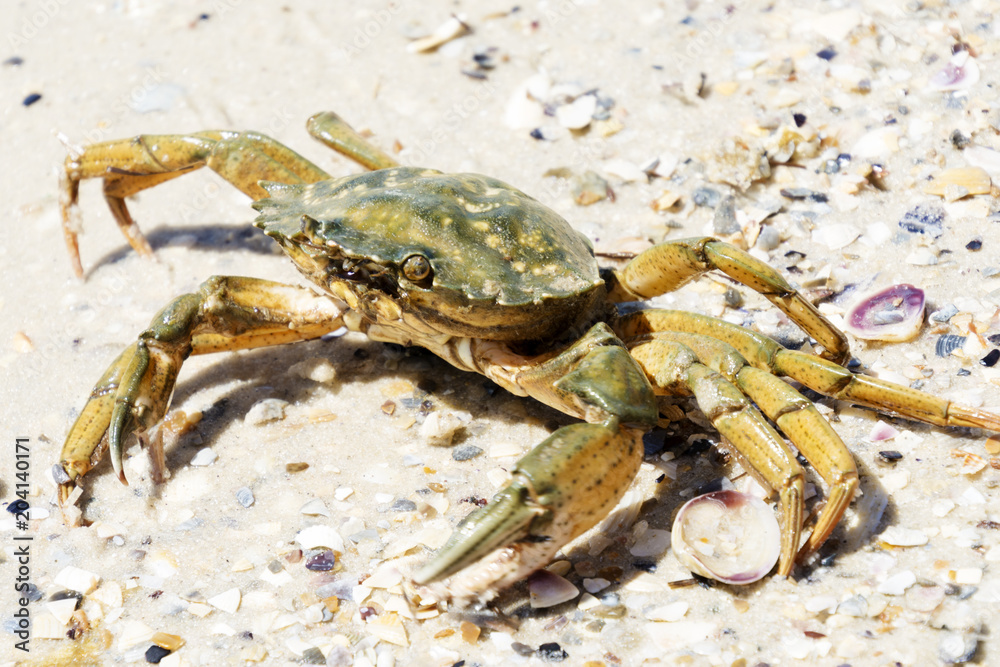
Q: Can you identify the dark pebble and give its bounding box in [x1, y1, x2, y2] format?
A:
[780, 187, 827, 202]
[980, 349, 1000, 367]
[958, 368, 971, 376]
[836, 153, 852, 167]
[3, 56, 24, 66]
[22, 93, 42, 106]
[538, 642, 569, 662]
[878, 450, 903, 462]
[304, 550, 336, 572]
[816, 46, 837, 60]
[633, 560, 657, 572]
[793, 112, 807, 127]
[642, 430, 667, 456]
[48, 589, 82, 604]
[5, 499, 29, 514]
[452, 445, 483, 461]
[990, 333, 1000, 346]
[950, 130, 971, 149]
[966, 238, 983, 250]
[144, 645, 171, 663]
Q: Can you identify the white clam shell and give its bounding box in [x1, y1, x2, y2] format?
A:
[671, 490, 780, 584]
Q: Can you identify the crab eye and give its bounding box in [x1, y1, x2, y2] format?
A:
[402, 254, 432, 282]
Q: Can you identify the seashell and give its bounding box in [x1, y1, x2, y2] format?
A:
[928, 51, 980, 92]
[670, 490, 780, 584]
[936, 334, 967, 358]
[924, 167, 991, 198]
[843, 284, 925, 342]
[556, 94, 597, 130]
[528, 569, 579, 608]
[407, 15, 470, 53]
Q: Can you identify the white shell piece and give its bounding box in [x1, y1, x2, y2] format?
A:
[671, 490, 780, 584]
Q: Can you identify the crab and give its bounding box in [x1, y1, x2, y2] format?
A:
[57, 111, 1000, 605]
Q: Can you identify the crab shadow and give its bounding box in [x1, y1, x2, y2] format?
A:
[125, 334, 575, 499]
[85, 222, 279, 277]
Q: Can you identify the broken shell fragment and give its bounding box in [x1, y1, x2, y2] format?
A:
[923, 167, 991, 198]
[671, 490, 780, 584]
[843, 284, 925, 342]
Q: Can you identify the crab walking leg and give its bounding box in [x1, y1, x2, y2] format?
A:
[306, 112, 400, 171]
[61, 130, 331, 277]
[618, 310, 1000, 431]
[607, 237, 849, 364]
[628, 330, 859, 559]
[58, 277, 346, 500]
[413, 324, 658, 604]
[627, 338, 807, 577]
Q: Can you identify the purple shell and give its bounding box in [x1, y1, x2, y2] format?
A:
[843, 284, 925, 342]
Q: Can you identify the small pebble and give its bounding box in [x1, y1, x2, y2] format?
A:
[244, 398, 288, 425]
[898, 204, 945, 237]
[22, 92, 42, 106]
[305, 550, 336, 571]
[966, 238, 982, 251]
[939, 633, 978, 664]
[980, 349, 999, 367]
[537, 642, 569, 662]
[878, 570, 916, 595]
[816, 46, 837, 60]
[878, 450, 903, 462]
[692, 187, 722, 208]
[207, 587, 241, 613]
[235, 487, 254, 508]
[930, 305, 959, 323]
[452, 444, 483, 461]
[420, 411, 463, 447]
[145, 645, 171, 664]
[880, 526, 929, 546]
[189, 448, 217, 467]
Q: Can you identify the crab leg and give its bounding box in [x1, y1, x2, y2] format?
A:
[59, 277, 346, 501]
[618, 310, 1000, 431]
[627, 338, 807, 576]
[413, 323, 658, 604]
[628, 330, 859, 560]
[61, 130, 332, 277]
[607, 237, 849, 364]
[306, 112, 399, 171]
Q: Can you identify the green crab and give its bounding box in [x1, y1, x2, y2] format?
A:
[58, 111, 1000, 605]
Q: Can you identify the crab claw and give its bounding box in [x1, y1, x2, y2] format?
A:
[413, 421, 643, 607]
[59, 336, 184, 502]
